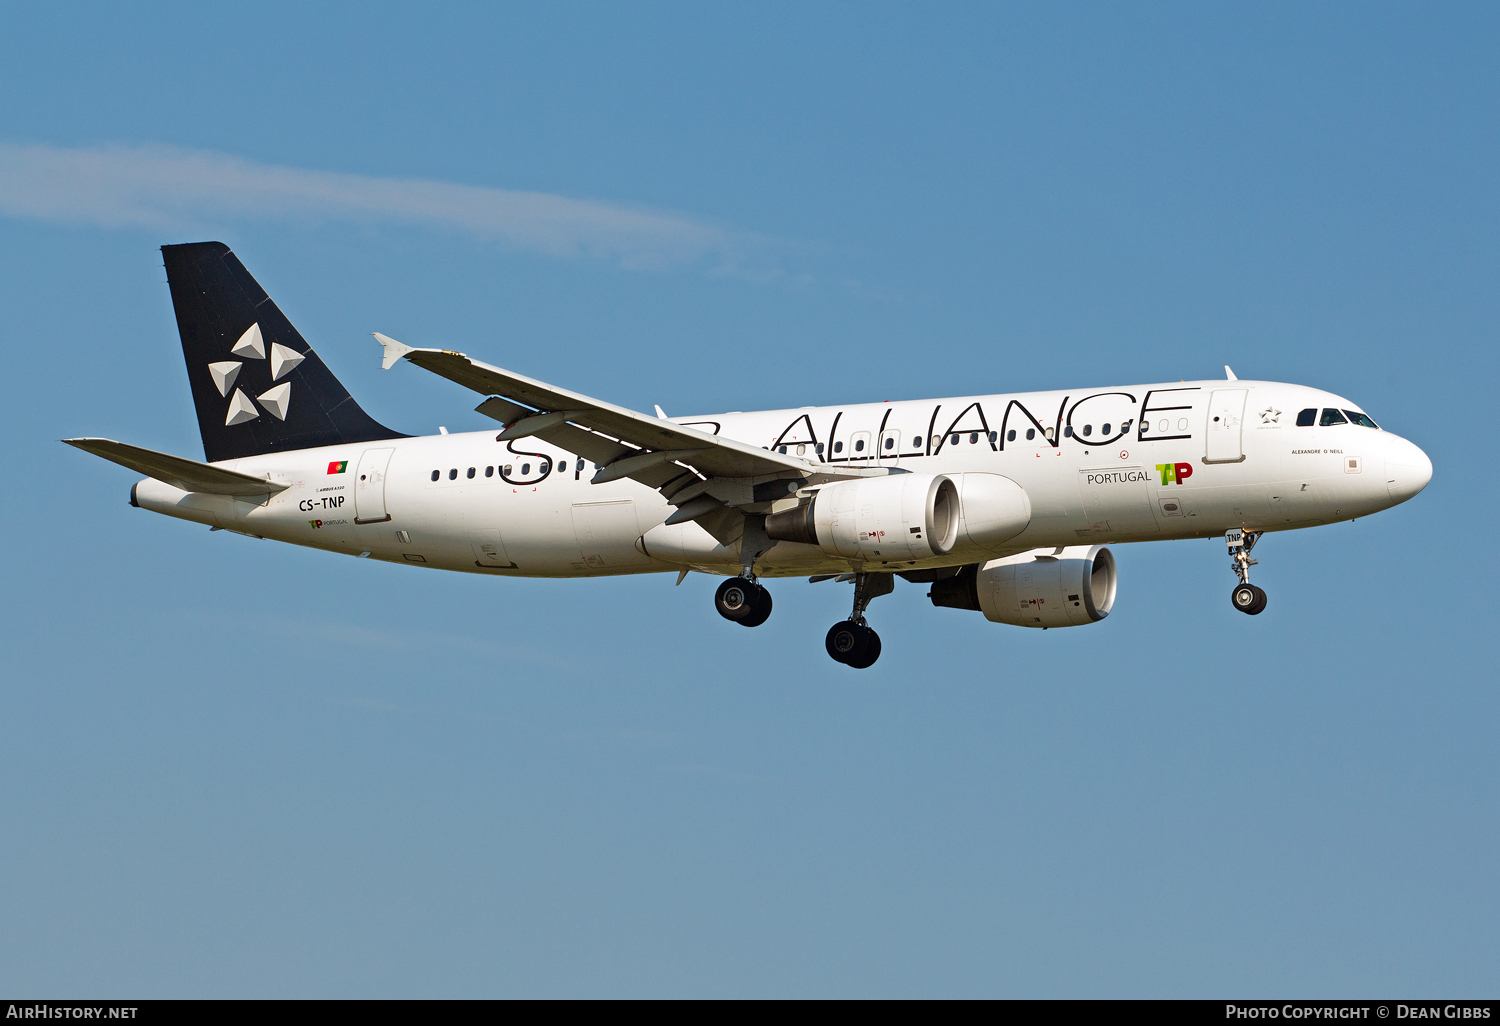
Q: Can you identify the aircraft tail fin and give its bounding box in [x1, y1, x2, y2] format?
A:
[161, 242, 404, 463]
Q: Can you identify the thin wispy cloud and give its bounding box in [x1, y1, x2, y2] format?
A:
[0, 141, 785, 277]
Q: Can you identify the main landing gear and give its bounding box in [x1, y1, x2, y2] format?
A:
[715, 575, 773, 627]
[826, 572, 893, 669]
[1226, 528, 1268, 615]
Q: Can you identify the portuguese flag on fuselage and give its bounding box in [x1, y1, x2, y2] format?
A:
[327, 460, 348, 475]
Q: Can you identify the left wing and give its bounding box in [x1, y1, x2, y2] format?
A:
[374, 334, 881, 532]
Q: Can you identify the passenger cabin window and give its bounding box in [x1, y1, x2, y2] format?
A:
[1007, 430, 1016, 442]
[1297, 408, 1317, 426]
[1320, 408, 1348, 426]
[485, 466, 493, 477]
[854, 439, 865, 452]
[1025, 428, 1035, 441]
[448, 468, 457, 480]
[1345, 410, 1380, 428]
[912, 436, 922, 448]
[522, 463, 531, 474]
[1064, 426, 1073, 437]
[834, 441, 843, 453]
[949, 434, 959, 444]
[467, 467, 475, 479]
[884, 437, 894, 450]
[431, 470, 440, 481]
[1083, 424, 1093, 437]
[816, 443, 825, 453]
[779, 445, 787, 454]
[1102, 423, 1111, 435]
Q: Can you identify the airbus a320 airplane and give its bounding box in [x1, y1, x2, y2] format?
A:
[68, 243, 1433, 668]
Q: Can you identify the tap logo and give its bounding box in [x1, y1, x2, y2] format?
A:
[327, 460, 348, 475]
[1157, 462, 1194, 485]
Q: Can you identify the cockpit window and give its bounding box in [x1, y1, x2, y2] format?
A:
[1320, 408, 1348, 426]
[1343, 410, 1379, 429]
[1296, 408, 1316, 427]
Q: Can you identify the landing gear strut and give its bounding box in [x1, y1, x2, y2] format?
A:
[716, 574, 772, 627]
[1226, 528, 1268, 615]
[715, 515, 775, 627]
[826, 572, 892, 668]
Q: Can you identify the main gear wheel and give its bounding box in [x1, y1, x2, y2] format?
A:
[715, 577, 772, 626]
[826, 621, 881, 668]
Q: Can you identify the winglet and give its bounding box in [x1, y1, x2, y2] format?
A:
[374, 332, 416, 370]
[655, 405, 668, 419]
[1225, 365, 1238, 381]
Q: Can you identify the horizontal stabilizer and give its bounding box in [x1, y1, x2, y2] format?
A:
[63, 438, 290, 497]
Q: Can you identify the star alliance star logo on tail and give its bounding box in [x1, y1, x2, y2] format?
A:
[208, 322, 304, 427]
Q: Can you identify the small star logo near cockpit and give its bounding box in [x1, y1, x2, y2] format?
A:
[1259, 406, 1282, 425]
[208, 323, 303, 426]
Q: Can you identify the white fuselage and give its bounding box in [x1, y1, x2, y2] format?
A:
[130, 378, 1432, 578]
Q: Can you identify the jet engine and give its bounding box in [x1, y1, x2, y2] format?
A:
[928, 545, 1116, 627]
[765, 472, 960, 562]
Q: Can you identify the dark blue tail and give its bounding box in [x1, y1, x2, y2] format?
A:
[162, 242, 404, 463]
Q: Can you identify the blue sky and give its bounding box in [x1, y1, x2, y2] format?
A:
[1, 2, 1496, 997]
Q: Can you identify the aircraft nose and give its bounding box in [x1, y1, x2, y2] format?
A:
[1385, 434, 1432, 503]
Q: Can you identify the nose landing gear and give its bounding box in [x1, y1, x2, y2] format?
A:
[825, 572, 893, 668]
[1226, 529, 1268, 615]
[716, 575, 773, 627]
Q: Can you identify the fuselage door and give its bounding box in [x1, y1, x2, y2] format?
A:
[572, 499, 652, 568]
[469, 529, 516, 568]
[354, 447, 396, 523]
[1205, 389, 1248, 464]
[1078, 466, 1160, 538]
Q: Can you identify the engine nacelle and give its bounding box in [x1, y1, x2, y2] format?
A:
[951, 472, 1033, 553]
[765, 473, 960, 562]
[929, 545, 1117, 628]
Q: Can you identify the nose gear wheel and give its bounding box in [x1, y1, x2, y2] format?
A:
[1232, 582, 1267, 615]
